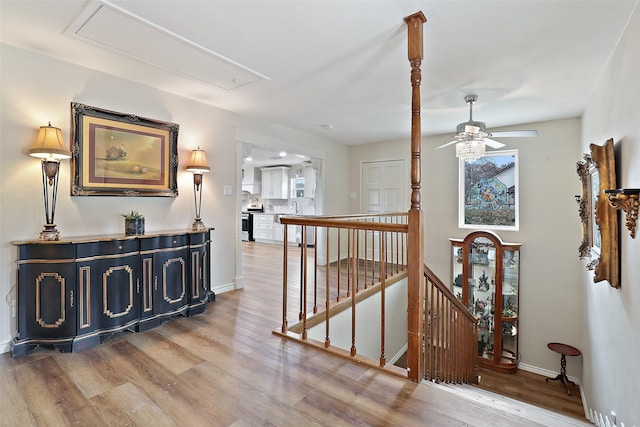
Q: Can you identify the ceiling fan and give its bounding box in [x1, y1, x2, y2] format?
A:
[436, 95, 538, 159]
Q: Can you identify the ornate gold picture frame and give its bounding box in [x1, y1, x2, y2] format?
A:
[576, 138, 619, 288]
[70, 103, 179, 197]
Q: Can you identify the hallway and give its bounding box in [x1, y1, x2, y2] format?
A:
[0, 242, 588, 426]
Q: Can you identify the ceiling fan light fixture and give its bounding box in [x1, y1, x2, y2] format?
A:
[456, 139, 485, 162]
[435, 94, 537, 155]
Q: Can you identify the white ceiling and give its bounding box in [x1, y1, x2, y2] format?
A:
[242, 144, 312, 168]
[2, 0, 638, 152]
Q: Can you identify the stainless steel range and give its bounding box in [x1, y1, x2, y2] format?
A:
[241, 211, 253, 241]
[241, 205, 263, 241]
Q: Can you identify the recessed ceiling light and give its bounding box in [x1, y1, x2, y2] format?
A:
[319, 124, 333, 130]
[245, 156, 252, 162]
[279, 151, 287, 157]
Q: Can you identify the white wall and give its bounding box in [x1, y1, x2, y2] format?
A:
[349, 117, 586, 381]
[307, 278, 408, 363]
[581, 4, 640, 425]
[0, 44, 349, 352]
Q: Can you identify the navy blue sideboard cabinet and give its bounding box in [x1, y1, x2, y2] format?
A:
[10, 229, 213, 357]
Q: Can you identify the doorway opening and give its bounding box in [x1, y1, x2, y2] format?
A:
[239, 142, 323, 285]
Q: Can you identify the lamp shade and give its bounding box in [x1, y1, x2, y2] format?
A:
[29, 122, 71, 159]
[185, 147, 210, 173]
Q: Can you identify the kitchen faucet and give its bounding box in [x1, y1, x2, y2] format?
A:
[291, 200, 300, 214]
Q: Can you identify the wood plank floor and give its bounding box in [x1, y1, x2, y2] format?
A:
[0, 241, 588, 426]
[476, 366, 585, 420]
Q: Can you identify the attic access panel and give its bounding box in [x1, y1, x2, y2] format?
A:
[66, 1, 269, 91]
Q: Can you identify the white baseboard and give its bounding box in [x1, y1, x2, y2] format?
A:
[518, 362, 581, 385]
[388, 343, 408, 366]
[1, 340, 11, 355]
[212, 282, 238, 294]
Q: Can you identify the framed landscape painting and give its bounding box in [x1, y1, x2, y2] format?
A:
[459, 150, 519, 231]
[70, 103, 179, 197]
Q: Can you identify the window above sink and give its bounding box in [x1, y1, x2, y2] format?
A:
[291, 177, 305, 198]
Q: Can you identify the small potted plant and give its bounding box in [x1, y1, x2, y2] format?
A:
[121, 210, 145, 235]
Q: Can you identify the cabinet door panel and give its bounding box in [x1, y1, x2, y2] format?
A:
[160, 255, 187, 305]
[16, 243, 77, 342]
[188, 230, 211, 314]
[140, 256, 154, 316]
[140, 234, 189, 316]
[21, 265, 76, 338]
[139, 250, 189, 322]
[101, 261, 139, 320]
[77, 253, 140, 335]
[261, 167, 290, 199]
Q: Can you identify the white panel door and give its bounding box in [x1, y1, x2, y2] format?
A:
[361, 160, 407, 262]
[362, 160, 406, 214]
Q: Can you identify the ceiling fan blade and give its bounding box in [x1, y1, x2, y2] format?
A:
[490, 130, 538, 138]
[484, 138, 506, 149]
[436, 140, 458, 149]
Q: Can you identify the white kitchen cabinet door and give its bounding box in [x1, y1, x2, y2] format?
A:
[253, 214, 275, 241]
[261, 167, 290, 199]
[304, 166, 316, 198]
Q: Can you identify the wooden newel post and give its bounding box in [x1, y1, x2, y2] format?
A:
[404, 11, 426, 383]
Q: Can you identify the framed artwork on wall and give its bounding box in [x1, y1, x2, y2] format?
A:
[70, 103, 179, 197]
[459, 150, 519, 231]
[576, 138, 619, 288]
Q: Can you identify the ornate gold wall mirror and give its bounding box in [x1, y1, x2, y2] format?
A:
[576, 138, 619, 288]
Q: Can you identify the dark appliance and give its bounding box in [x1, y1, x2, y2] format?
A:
[241, 212, 253, 241]
[241, 204, 263, 242]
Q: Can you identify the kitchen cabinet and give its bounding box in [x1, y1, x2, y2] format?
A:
[253, 214, 275, 242]
[290, 166, 317, 199]
[290, 177, 305, 198]
[273, 223, 284, 242]
[274, 221, 298, 244]
[261, 166, 290, 199]
[242, 166, 261, 195]
[450, 230, 521, 373]
[10, 229, 213, 357]
[304, 166, 316, 198]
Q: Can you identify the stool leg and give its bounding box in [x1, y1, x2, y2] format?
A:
[545, 354, 576, 395]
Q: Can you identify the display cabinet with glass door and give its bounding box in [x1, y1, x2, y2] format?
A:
[450, 231, 521, 373]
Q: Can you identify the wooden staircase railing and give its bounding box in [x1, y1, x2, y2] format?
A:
[274, 213, 479, 384]
[423, 264, 479, 384]
[275, 213, 409, 374]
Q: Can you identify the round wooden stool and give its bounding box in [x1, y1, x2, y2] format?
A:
[545, 342, 581, 395]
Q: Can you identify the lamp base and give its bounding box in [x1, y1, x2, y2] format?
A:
[192, 218, 206, 231]
[39, 224, 61, 241]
